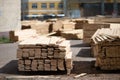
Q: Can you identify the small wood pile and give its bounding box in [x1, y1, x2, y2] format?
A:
[61, 29, 83, 40]
[0, 31, 18, 42]
[31, 22, 51, 35]
[74, 20, 88, 29]
[83, 23, 110, 43]
[52, 21, 63, 31]
[62, 21, 75, 31]
[15, 29, 38, 41]
[17, 36, 72, 74]
[91, 28, 120, 70]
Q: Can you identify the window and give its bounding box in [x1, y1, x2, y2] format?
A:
[32, 3, 37, 9]
[41, 3, 47, 9]
[50, 3, 55, 8]
[58, 3, 63, 9]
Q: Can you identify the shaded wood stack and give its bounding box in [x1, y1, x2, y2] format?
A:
[95, 17, 120, 23]
[91, 28, 120, 70]
[22, 21, 53, 35]
[74, 20, 88, 29]
[0, 31, 18, 42]
[22, 25, 31, 30]
[83, 23, 110, 43]
[61, 29, 83, 40]
[17, 36, 72, 74]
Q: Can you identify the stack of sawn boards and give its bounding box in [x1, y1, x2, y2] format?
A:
[91, 28, 120, 70]
[83, 23, 110, 43]
[17, 36, 72, 74]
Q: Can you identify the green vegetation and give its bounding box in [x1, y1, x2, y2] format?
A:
[0, 36, 11, 43]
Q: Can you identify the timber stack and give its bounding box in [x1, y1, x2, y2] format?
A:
[61, 29, 83, 40]
[74, 20, 88, 29]
[91, 28, 120, 70]
[17, 36, 72, 74]
[83, 23, 110, 43]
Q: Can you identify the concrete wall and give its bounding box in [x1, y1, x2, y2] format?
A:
[0, 0, 21, 32]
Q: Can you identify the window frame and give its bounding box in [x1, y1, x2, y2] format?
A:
[58, 3, 63, 9]
[32, 3, 37, 9]
[41, 3, 47, 9]
[49, 3, 55, 9]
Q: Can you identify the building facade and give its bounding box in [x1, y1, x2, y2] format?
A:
[67, 0, 120, 17]
[22, 0, 120, 19]
[21, 0, 64, 20]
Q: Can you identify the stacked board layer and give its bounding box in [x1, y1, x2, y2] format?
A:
[17, 36, 72, 74]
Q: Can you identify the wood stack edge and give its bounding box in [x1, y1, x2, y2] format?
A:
[91, 28, 120, 70]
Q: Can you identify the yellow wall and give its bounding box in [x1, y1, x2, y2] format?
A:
[25, 1, 64, 15]
[69, 3, 79, 10]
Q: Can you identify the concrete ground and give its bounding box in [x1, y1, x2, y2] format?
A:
[0, 40, 120, 80]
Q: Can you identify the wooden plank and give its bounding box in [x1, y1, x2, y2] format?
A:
[18, 60, 24, 65]
[25, 60, 31, 65]
[38, 60, 44, 71]
[17, 49, 23, 59]
[31, 60, 38, 71]
[41, 53, 47, 58]
[44, 64, 51, 71]
[58, 59, 65, 71]
[38, 65, 44, 71]
[54, 50, 59, 58]
[22, 49, 29, 58]
[35, 49, 41, 59]
[65, 52, 73, 69]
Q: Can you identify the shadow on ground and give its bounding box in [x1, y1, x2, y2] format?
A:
[76, 48, 92, 57]
[72, 61, 120, 74]
[0, 60, 67, 75]
[71, 43, 91, 47]
[0, 60, 120, 76]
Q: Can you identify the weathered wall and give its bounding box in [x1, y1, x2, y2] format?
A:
[0, 0, 21, 32]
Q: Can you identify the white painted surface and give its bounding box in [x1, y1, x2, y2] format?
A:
[0, 0, 21, 32]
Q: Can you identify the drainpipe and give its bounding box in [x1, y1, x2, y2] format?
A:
[63, 0, 67, 17]
[101, 0, 105, 15]
[113, 0, 118, 17]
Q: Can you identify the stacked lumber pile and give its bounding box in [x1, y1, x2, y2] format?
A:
[46, 19, 58, 22]
[62, 21, 75, 31]
[0, 31, 18, 42]
[95, 17, 120, 23]
[22, 21, 52, 35]
[52, 21, 63, 31]
[91, 28, 120, 70]
[74, 20, 88, 29]
[61, 29, 83, 40]
[31, 22, 51, 35]
[17, 36, 72, 74]
[83, 23, 110, 43]
[15, 29, 38, 41]
[110, 23, 120, 29]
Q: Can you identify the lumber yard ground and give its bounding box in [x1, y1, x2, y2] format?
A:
[0, 40, 120, 80]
